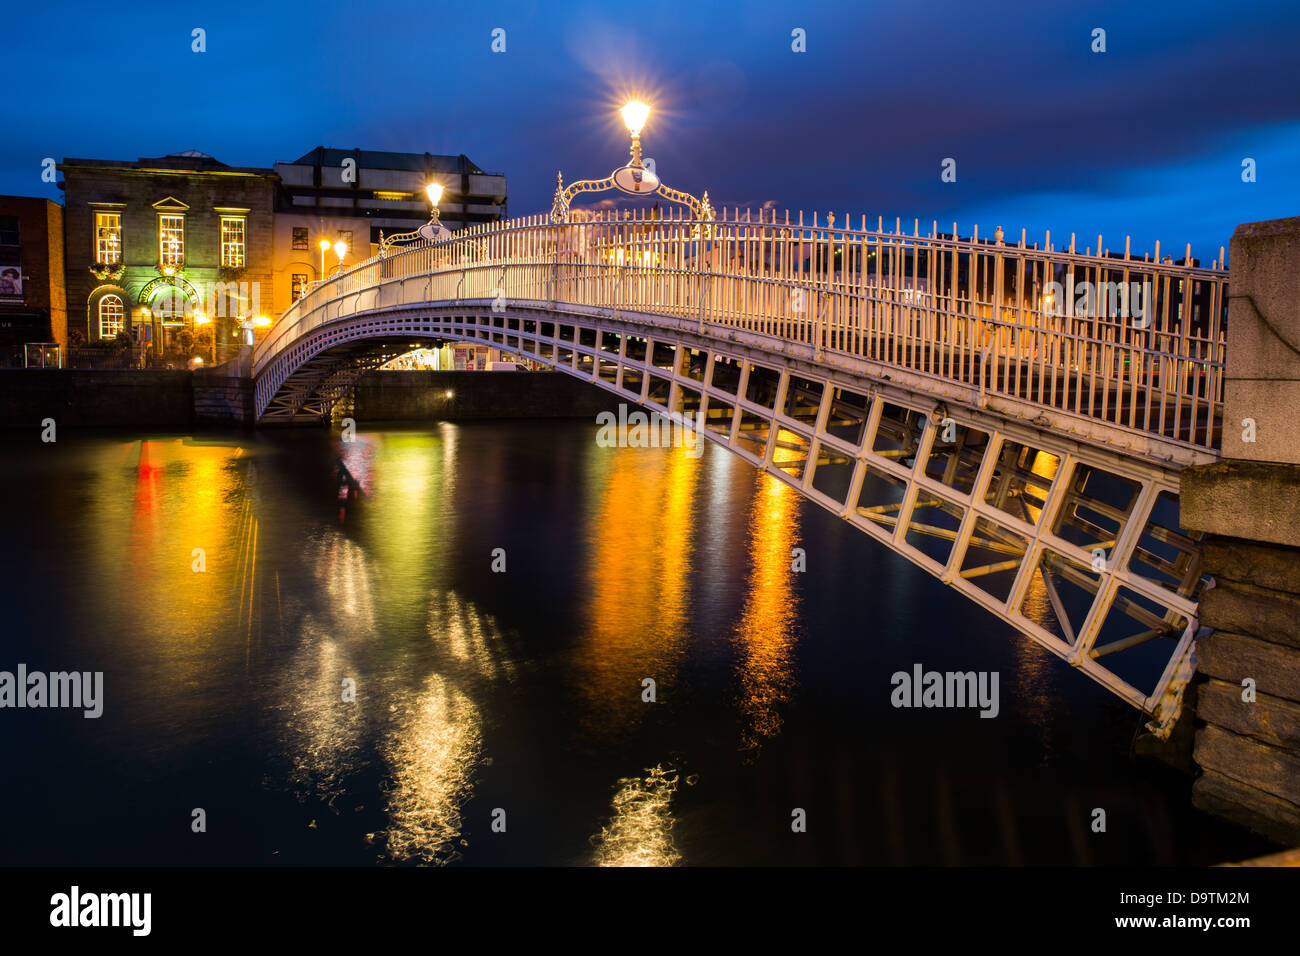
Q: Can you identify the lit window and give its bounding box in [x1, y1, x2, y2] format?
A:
[337, 229, 353, 246]
[373, 191, 414, 201]
[95, 213, 121, 264]
[291, 274, 309, 301]
[159, 215, 184, 266]
[220, 217, 245, 268]
[291, 227, 308, 250]
[98, 294, 124, 339]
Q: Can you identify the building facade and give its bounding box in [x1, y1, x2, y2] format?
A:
[0, 196, 66, 365]
[274, 147, 507, 247]
[57, 146, 508, 363]
[59, 151, 277, 361]
[271, 210, 375, 318]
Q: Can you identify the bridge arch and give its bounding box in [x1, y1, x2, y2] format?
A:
[251, 211, 1227, 731]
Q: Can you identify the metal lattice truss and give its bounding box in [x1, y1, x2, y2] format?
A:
[254, 304, 1205, 734]
[259, 337, 422, 422]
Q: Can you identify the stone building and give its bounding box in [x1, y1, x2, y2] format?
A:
[59, 151, 277, 361]
[58, 146, 509, 360]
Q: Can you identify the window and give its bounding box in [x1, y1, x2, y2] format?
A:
[292, 227, 308, 250]
[95, 213, 122, 264]
[220, 217, 245, 268]
[159, 215, 184, 266]
[98, 294, 124, 339]
[337, 229, 353, 246]
[291, 274, 309, 301]
[0, 217, 20, 297]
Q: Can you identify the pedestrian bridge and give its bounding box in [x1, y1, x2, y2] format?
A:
[252, 208, 1229, 735]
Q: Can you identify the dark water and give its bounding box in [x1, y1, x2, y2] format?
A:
[0, 422, 1273, 866]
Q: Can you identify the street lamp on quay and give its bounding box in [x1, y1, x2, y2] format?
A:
[318, 238, 332, 280]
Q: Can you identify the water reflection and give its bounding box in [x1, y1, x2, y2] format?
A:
[272, 431, 497, 864]
[109, 438, 252, 695]
[280, 534, 375, 808]
[578, 445, 700, 738]
[591, 765, 682, 866]
[5, 424, 1257, 867]
[382, 672, 482, 865]
[433, 590, 518, 684]
[732, 474, 801, 754]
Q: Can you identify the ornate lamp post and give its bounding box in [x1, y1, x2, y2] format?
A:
[550, 101, 714, 223]
[379, 181, 448, 253]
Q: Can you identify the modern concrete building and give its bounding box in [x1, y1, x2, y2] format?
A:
[0, 196, 66, 365]
[273, 147, 507, 246]
[59, 151, 277, 360]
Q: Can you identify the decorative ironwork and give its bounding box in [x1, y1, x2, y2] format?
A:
[379, 201, 444, 254]
[549, 118, 713, 224]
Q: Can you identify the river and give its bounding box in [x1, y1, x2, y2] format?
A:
[0, 422, 1272, 865]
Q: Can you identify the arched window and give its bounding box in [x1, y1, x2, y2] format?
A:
[98, 294, 124, 340]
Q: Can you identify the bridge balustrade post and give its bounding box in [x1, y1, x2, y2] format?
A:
[1180, 215, 1300, 845]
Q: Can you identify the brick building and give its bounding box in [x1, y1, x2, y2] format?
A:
[0, 197, 66, 365]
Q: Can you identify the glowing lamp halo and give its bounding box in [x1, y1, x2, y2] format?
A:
[620, 100, 651, 136]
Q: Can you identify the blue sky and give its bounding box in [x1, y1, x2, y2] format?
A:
[5, 0, 1298, 261]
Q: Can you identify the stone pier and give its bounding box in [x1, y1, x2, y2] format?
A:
[1181, 216, 1300, 845]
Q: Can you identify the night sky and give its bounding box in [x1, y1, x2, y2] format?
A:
[6, 0, 1298, 261]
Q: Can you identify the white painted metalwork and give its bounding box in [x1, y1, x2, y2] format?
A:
[251, 208, 1229, 733]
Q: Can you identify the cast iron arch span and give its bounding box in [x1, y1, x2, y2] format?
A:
[254, 301, 1206, 737]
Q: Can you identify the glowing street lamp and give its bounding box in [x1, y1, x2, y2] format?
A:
[319, 238, 332, 278]
[419, 181, 445, 239]
[333, 240, 348, 273]
[620, 100, 651, 158]
[379, 181, 447, 252]
[550, 100, 713, 224]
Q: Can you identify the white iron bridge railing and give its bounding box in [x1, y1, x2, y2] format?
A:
[256, 208, 1229, 454]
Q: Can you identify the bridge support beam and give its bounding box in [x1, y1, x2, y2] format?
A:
[1182, 216, 1300, 845]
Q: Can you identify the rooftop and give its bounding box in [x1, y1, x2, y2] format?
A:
[281, 147, 502, 178]
[60, 152, 275, 176]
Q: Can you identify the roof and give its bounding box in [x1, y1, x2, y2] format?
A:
[60, 153, 275, 176]
[282, 146, 501, 177]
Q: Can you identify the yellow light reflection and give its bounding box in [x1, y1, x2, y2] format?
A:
[733, 473, 801, 753]
[592, 766, 681, 867]
[282, 534, 376, 803]
[1020, 450, 1060, 525]
[114, 438, 253, 674]
[577, 443, 699, 738]
[434, 589, 518, 684]
[383, 672, 482, 865]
